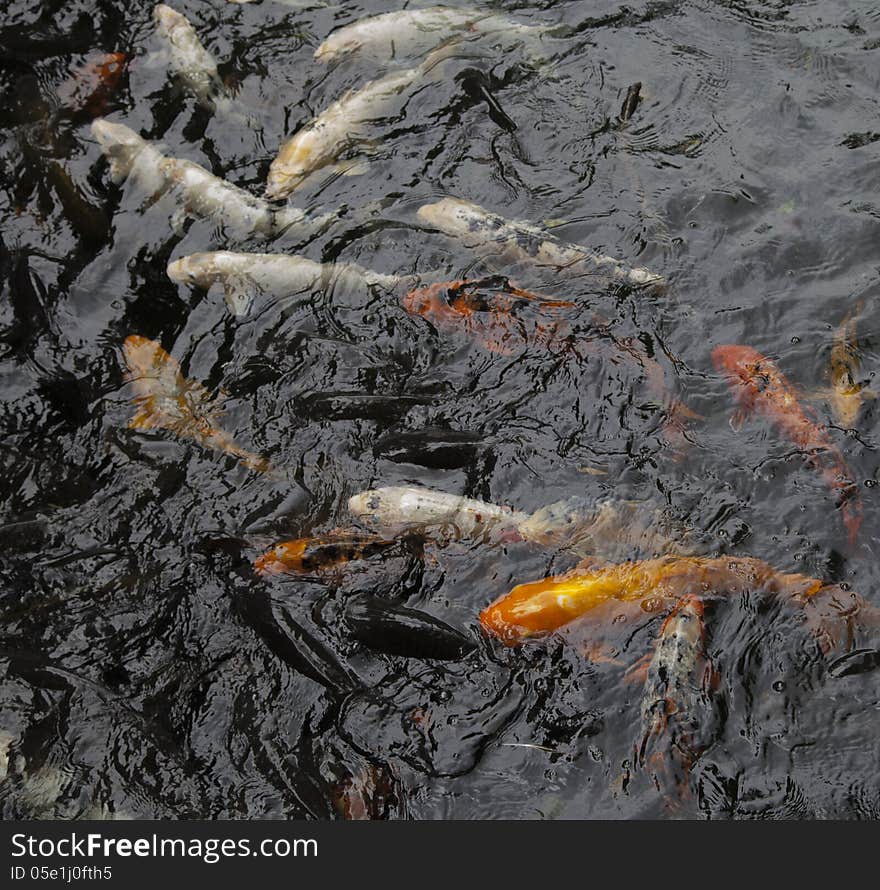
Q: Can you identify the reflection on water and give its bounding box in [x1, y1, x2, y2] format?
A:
[1, 0, 879, 819]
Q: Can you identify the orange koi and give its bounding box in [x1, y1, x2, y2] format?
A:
[712, 344, 862, 544]
[122, 335, 270, 474]
[402, 276, 576, 355]
[479, 556, 830, 644]
[404, 278, 699, 448]
[254, 536, 401, 576]
[57, 52, 127, 118]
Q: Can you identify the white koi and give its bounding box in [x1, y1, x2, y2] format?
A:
[154, 5, 230, 111]
[315, 5, 561, 63]
[167, 251, 401, 316]
[266, 46, 455, 199]
[92, 118, 316, 238]
[417, 197, 664, 289]
[348, 486, 530, 541]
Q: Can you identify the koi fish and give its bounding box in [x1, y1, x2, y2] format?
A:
[314, 6, 558, 63]
[56, 51, 127, 118]
[402, 276, 576, 355]
[167, 251, 401, 316]
[822, 308, 874, 428]
[348, 485, 530, 541]
[122, 335, 270, 473]
[479, 555, 831, 644]
[712, 344, 862, 544]
[636, 595, 719, 792]
[333, 764, 399, 821]
[416, 197, 664, 289]
[253, 536, 402, 576]
[266, 45, 455, 199]
[349, 485, 697, 559]
[92, 119, 314, 238]
[343, 594, 476, 660]
[516, 498, 700, 559]
[153, 4, 234, 114]
[403, 278, 697, 445]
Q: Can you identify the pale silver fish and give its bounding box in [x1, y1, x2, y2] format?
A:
[518, 498, 699, 560]
[266, 46, 454, 199]
[229, 0, 335, 7]
[315, 5, 561, 63]
[167, 251, 401, 316]
[348, 486, 530, 541]
[349, 486, 698, 556]
[154, 4, 230, 111]
[417, 197, 664, 289]
[91, 118, 312, 238]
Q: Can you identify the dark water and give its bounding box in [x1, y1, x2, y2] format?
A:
[1, 0, 879, 820]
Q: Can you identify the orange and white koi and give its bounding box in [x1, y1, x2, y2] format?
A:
[122, 335, 270, 473]
[57, 51, 127, 118]
[253, 536, 401, 576]
[712, 344, 862, 543]
[479, 556, 832, 644]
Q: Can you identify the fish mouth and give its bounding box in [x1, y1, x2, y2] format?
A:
[165, 259, 185, 283]
[253, 553, 285, 576]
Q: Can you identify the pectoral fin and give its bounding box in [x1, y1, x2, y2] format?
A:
[729, 407, 750, 432]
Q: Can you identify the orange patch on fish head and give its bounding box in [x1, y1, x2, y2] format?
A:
[711, 344, 765, 381]
[254, 540, 309, 576]
[122, 335, 166, 378]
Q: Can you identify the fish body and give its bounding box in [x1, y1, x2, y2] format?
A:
[92, 119, 309, 237]
[253, 536, 401, 576]
[267, 49, 451, 199]
[343, 594, 476, 660]
[315, 7, 486, 62]
[416, 198, 663, 288]
[371, 427, 483, 469]
[479, 556, 828, 644]
[402, 276, 575, 355]
[828, 309, 869, 428]
[154, 4, 229, 110]
[637, 595, 719, 792]
[167, 251, 400, 316]
[57, 51, 127, 118]
[348, 485, 529, 541]
[122, 335, 270, 473]
[517, 497, 699, 559]
[314, 6, 559, 63]
[712, 344, 862, 543]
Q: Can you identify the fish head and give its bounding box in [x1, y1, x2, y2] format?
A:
[416, 198, 474, 234]
[166, 253, 216, 288]
[153, 4, 188, 41]
[254, 540, 308, 576]
[314, 35, 359, 63]
[711, 344, 765, 383]
[122, 335, 167, 379]
[402, 283, 444, 319]
[348, 488, 395, 526]
[265, 134, 320, 200]
[91, 118, 145, 180]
